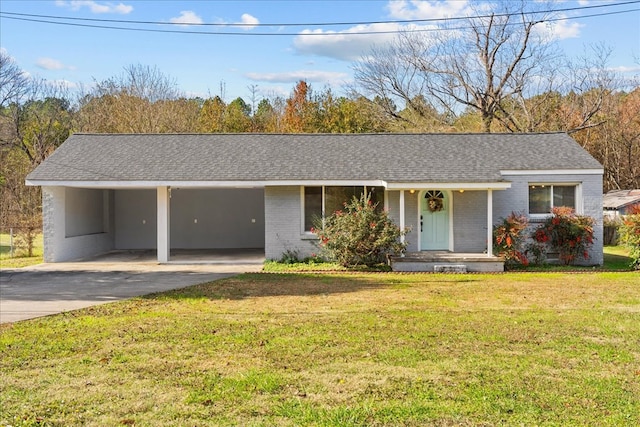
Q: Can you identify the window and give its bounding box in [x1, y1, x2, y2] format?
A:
[529, 184, 577, 215]
[303, 186, 385, 232]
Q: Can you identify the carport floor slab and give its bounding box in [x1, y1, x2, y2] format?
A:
[78, 249, 266, 264]
[0, 255, 263, 324]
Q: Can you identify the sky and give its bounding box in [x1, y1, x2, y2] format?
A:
[1, 0, 639, 102]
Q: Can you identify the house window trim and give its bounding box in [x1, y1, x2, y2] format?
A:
[300, 185, 384, 235]
[528, 183, 582, 219]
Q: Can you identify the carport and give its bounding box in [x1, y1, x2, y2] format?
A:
[36, 185, 265, 263]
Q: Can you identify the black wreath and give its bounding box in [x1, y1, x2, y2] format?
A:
[427, 196, 444, 212]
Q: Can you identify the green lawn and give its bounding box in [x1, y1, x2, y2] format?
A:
[1, 271, 638, 426]
[0, 233, 43, 269]
[263, 245, 636, 272]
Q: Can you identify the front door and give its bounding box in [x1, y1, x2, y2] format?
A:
[420, 190, 449, 250]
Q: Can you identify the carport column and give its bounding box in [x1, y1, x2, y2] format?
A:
[487, 189, 493, 257]
[157, 186, 170, 263]
[399, 190, 405, 246]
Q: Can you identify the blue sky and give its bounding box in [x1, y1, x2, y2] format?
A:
[1, 0, 639, 102]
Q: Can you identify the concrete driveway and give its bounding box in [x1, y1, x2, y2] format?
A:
[0, 250, 264, 324]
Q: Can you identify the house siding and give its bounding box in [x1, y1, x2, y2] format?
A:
[114, 190, 157, 249]
[264, 186, 317, 260]
[452, 191, 489, 252]
[113, 188, 265, 250]
[42, 186, 115, 262]
[497, 173, 603, 265]
[265, 187, 417, 260]
[171, 188, 265, 249]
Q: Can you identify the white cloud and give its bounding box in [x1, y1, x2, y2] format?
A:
[534, 17, 583, 41]
[169, 11, 204, 26]
[55, 1, 133, 14]
[609, 65, 640, 74]
[238, 13, 259, 30]
[293, 23, 410, 61]
[387, 0, 472, 20]
[292, 1, 465, 62]
[245, 70, 349, 86]
[215, 13, 260, 30]
[36, 57, 75, 71]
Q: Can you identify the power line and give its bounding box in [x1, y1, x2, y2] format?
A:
[0, 4, 638, 36]
[2, 0, 639, 28]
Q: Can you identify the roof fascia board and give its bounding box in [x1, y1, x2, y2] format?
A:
[501, 169, 603, 176]
[386, 182, 511, 190]
[26, 179, 389, 188]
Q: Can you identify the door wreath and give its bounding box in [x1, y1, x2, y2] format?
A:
[425, 190, 444, 212]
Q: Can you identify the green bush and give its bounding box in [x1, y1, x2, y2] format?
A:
[619, 204, 640, 270]
[312, 193, 408, 267]
[530, 207, 595, 265]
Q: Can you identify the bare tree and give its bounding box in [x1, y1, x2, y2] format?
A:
[76, 64, 197, 133]
[354, 1, 559, 132]
[100, 64, 181, 102]
[0, 51, 29, 110]
[0, 52, 73, 251]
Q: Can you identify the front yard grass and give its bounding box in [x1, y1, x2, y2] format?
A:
[1, 271, 639, 426]
[0, 233, 43, 269]
[263, 245, 635, 272]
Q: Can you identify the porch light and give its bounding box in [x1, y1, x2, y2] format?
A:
[459, 189, 465, 193]
[409, 189, 416, 194]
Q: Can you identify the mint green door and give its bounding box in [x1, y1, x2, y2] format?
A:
[420, 190, 449, 250]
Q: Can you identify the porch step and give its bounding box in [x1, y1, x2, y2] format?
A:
[390, 252, 504, 272]
[433, 264, 467, 273]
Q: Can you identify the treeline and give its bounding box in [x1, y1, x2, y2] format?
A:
[1, 55, 639, 246]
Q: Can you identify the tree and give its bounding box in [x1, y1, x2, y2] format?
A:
[76, 64, 196, 133]
[282, 81, 316, 133]
[223, 97, 252, 132]
[0, 51, 29, 110]
[354, 1, 558, 132]
[314, 89, 388, 133]
[574, 88, 640, 191]
[0, 52, 73, 251]
[253, 98, 281, 132]
[0, 148, 42, 256]
[198, 96, 226, 133]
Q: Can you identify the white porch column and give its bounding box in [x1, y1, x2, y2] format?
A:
[487, 189, 493, 257]
[157, 186, 170, 263]
[383, 189, 389, 212]
[399, 190, 405, 245]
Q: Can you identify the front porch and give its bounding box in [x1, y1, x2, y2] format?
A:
[390, 251, 504, 272]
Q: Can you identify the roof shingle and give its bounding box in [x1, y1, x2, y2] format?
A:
[27, 132, 603, 184]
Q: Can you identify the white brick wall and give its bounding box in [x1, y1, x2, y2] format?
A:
[42, 186, 115, 262]
[497, 174, 604, 266]
[452, 190, 488, 252]
[264, 186, 317, 260]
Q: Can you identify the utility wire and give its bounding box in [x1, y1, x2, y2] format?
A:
[1, 3, 639, 36]
[1, 0, 639, 28]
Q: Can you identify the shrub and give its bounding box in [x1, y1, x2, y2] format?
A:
[278, 249, 301, 264]
[493, 212, 529, 267]
[603, 215, 622, 245]
[619, 204, 640, 270]
[530, 207, 595, 265]
[312, 193, 408, 267]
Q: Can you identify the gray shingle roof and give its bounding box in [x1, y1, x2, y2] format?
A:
[603, 189, 640, 209]
[27, 132, 602, 184]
